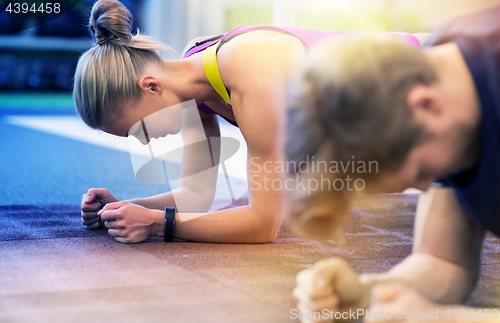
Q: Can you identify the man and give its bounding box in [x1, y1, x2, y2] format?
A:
[287, 4, 500, 322]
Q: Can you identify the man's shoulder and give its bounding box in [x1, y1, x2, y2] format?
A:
[426, 4, 500, 47]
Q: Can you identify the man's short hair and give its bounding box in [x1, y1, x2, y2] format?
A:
[285, 35, 437, 239]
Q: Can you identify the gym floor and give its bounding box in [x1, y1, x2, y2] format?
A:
[0, 96, 499, 323]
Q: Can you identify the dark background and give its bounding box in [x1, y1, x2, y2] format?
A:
[0, 0, 142, 92]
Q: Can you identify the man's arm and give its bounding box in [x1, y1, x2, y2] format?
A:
[293, 186, 485, 322]
[364, 281, 498, 323]
[361, 186, 484, 304]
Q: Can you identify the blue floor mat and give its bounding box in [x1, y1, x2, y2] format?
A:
[0, 120, 178, 205]
[0, 204, 108, 241]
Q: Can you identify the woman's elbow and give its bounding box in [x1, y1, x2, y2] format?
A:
[175, 188, 215, 213]
[253, 210, 283, 243]
[197, 189, 216, 212]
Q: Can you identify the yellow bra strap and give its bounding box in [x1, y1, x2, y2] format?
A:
[203, 41, 232, 105]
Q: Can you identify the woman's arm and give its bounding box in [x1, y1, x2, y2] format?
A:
[100, 89, 286, 243]
[170, 71, 288, 243]
[146, 51, 288, 243]
[100, 39, 296, 243]
[128, 113, 221, 212]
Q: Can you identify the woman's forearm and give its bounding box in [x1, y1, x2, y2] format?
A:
[360, 252, 476, 304]
[128, 191, 176, 210]
[128, 187, 214, 212]
[150, 205, 281, 243]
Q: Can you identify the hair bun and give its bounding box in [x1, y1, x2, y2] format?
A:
[89, 0, 133, 45]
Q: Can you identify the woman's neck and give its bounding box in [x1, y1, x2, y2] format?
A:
[161, 57, 219, 103]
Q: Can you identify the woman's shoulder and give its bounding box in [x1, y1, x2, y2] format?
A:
[219, 32, 305, 76]
[217, 33, 305, 98]
[182, 35, 222, 57]
[222, 32, 303, 64]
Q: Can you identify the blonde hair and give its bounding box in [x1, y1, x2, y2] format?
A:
[73, 0, 173, 129]
[285, 35, 437, 240]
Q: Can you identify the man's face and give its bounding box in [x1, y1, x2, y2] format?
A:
[375, 136, 462, 193]
[370, 82, 481, 194]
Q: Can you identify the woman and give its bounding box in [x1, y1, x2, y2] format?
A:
[76, 0, 421, 244]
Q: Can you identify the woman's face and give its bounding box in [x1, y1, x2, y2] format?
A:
[127, 103, 184, 145]
[102, 94, 184, 144]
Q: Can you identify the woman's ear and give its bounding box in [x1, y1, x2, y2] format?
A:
[138, 76, 164, 96]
